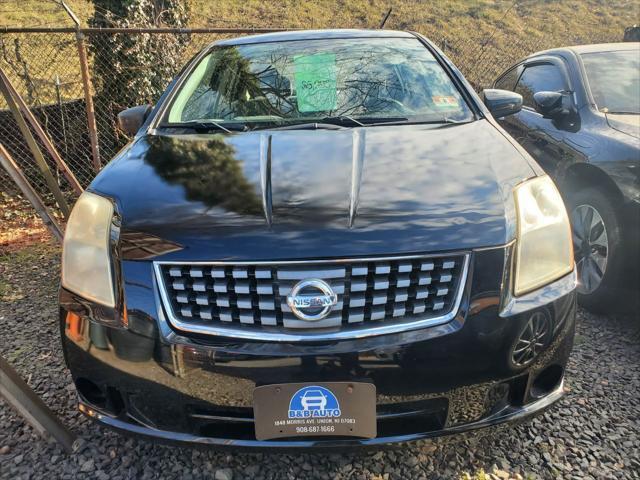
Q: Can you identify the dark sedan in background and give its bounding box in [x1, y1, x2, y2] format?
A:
[59, 29, 576, 448]
[493, 43, 640, 311]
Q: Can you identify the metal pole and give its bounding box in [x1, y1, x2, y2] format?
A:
[52, 78, 61, 185]
[0, 67, 83, 195]
[0, 356, 79, 453]
[379, 8, 392, 29]
[55, 75, 70, 163]
[60, 1, 81, 27]
[0, 143, 64, 243]
[75, 30, 101, 173]
[61, 0, 100, 173]
[0, 71, 71, 218]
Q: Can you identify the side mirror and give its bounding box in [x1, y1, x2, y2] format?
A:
[117, 105, 153, 136]
[482, 89, 523, 118]
[533, 91, 564, 118]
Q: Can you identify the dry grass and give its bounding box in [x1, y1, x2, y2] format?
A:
[0, 1, 638, 46]
[0, 0, 92, 28]
[0, 193, 55, 256]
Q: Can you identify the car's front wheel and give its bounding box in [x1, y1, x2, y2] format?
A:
[568, 187, 622, 312]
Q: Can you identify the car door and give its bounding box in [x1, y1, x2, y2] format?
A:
[495, 59, 581, 178]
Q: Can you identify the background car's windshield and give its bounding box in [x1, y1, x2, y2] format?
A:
[581, 50, 640, 114]
[165, 37, 473, 126]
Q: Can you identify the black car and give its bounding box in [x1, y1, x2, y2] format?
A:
[59, 29, 576, 448]
[493, 43, 640, 311]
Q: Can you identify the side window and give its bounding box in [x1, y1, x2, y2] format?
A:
[495, 67, 519, 91]
[514, 63, 566, 108]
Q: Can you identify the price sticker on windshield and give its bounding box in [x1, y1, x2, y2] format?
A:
[294, 53, 338, 112]
[432, 95, 460, 110]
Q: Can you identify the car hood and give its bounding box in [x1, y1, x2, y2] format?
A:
[92, 120, 535, 261]
[606, 113, 640, 139]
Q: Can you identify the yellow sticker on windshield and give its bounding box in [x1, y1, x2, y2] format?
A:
[432, 96, 459, 110]
[294, 53, 337, 112]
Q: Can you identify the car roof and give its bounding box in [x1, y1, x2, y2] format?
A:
[527, 42, 639, 59]
[214, 29, 415, 46]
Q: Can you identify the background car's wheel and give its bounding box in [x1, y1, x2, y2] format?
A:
[508, 311, 553, 370]
[567, 187, 622, 312]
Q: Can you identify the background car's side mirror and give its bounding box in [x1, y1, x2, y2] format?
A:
[482, 89, 523, 118]
[533, 91, 565, 119]
[117, 105, 153, 136]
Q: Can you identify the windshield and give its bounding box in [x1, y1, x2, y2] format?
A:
[581, 50, 640, 114]
[163, 37, 473, 128]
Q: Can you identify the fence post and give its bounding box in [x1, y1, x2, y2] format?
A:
[0, 67, 83, 195]
[0, 355, 78, 453]
[75, 31, 101, 173]
[0, 69, 71, 218]
[54, 75, 69, 161]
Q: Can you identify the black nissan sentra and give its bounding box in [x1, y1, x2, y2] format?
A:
[60, 30, 577, 448]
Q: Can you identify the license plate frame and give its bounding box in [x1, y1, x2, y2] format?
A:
[253, 382, 376, 441]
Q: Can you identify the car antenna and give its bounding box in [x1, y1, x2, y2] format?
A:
[379, 7, 392, 29]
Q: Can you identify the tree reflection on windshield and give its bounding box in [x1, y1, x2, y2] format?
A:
[166, 38, 474, 126]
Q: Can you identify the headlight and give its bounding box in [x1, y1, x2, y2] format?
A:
[513, 175, 573, 296]
[62, 191, 116, 307]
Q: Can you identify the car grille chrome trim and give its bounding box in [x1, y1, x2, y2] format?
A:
[154, 253, 470, 342]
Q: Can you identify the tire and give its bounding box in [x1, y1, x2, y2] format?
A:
[566, 187, 623, 312]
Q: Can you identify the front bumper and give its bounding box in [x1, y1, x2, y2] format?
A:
[78, 380, 565, 449]
[60, 247, 576, 449]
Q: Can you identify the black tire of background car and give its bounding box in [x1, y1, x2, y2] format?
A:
[567, 187, 623, 313]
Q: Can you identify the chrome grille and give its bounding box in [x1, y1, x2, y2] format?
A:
[155, 253, 469, 341]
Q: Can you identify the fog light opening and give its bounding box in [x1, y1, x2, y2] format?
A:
[530, 364, 564, 399]
[75, 378, 106, 408]
[105, 386, 126, 416]
[508, 374, 530, 407]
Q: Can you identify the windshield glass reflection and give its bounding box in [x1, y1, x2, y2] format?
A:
[581, 50, 640, 114]
[164, 38, 473, 127]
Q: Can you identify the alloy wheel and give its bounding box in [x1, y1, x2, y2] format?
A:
[571, 204, 608, 295]
[512, 312, 551, 367]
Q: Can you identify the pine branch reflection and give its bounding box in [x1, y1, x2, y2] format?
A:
[146, 135, 262, 215]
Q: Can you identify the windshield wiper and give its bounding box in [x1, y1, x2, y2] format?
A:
[353, 116, 409, 125]
[158, 120, 247, 133]
[253, 116, 411, 131]
[262, 122, 346, 131]
[362, 117, 472, 127]
[320, 115, 365, 126]
[430, 118, 474, 126]
[250, 115, 471, 131]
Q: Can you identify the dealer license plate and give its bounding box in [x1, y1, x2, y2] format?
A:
[253, 382, 376, 440]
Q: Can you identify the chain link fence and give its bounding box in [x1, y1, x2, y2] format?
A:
[0, 28, 261, 200]
[0, 30, 88, 196]
[0, 25, 622, 204]
[86, 29, 242, 168]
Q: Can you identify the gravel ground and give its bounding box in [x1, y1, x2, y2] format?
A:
[1, 245, 638, 480]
